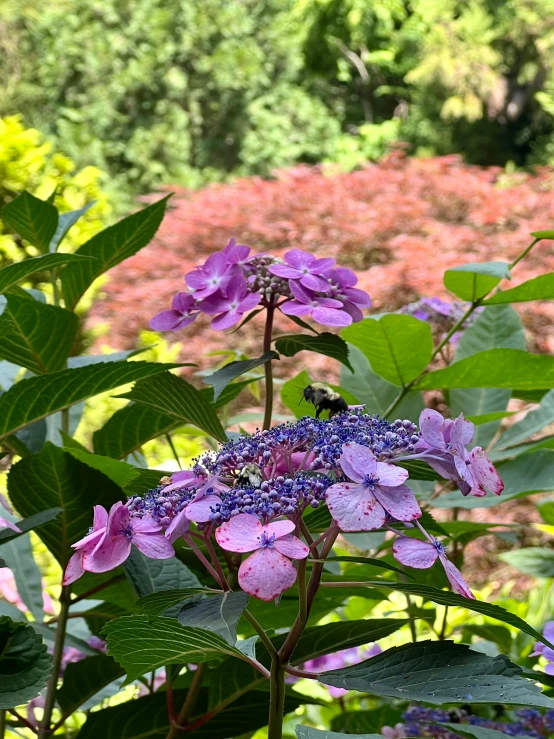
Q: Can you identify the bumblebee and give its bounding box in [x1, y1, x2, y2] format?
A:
[302, 382, 348, 419]
[234, 463, 263, 489]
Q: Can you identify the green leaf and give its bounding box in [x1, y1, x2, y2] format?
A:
[483, 272, 554, 305]
[49, 202, 95, 252]
[0, 533, 44, 620]
[443, 261, 511, 301]
[118, 372, 226, 443]
[331, 706, 402, 735]
[7, 443, 123, 565]
[415, 349, 554, 390]
[466, 411, 516, 425]
[0, 253, 93, 294]
[1, 191, 58, 253]
[103, 616, 246, 681]
[342, 315, 433, 386]
[0, 508, 61, 546]
[275, 333, 352, 371]
[179, 591, 249, 645]
[0, 616, 52, 708]
[324, 556, 415, 580]
[63, 448, 138, 488]
[340, 345, 424, 421]
[494, 389, 554, 450]
[438, 723, 529, 739]
[0, 361, 180, 440]
[0, 295, 78, 374]
[203, 352, 279, 401]
[319, 640, 554, 706]
[395, 459, 441, 481]
[93, 403, 181, 459]
[124, 548, 201, 601]
[138, 588, 220, 622]
[61, 195, 170, 309]
[531, 230, 554, 239]
[498, 548, 554, 578]
[56, 654, 124, 716]
[281, 370, 359, 419]
[296, 729, 382, 739]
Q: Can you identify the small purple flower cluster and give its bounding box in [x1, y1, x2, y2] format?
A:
[149, 239, 371, 331]
[399, 297, 481, 345]
[531, 621, 554, 674]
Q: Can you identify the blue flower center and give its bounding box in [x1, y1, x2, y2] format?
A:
[259, 531, 276, 548]
[362, 474, 380, 490]
[119, 525, 133, 539]
[432, 538, 446, 555]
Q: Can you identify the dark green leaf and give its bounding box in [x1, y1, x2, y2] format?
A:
[138, 588, 220, 622]
[296, 729, 382, 739]
[319, 640, 554, 706]
[103, 616, 246, 681]
[494, 389, 554, 450]
[498, 548, 554, 578]
[61, 195, 170, 309]
[0, 295, 78, 374]
[324, 556, 415, 579]
[439, 723, 529, 739]
[342, 315, 433, 386]
[49, 202, 95, 252]
[203, 352, 279, 401]
[0, 361, 180, 440]
[0, 616, 52, 708]
[331, 706, 402, 735]
[57, 654, 124, 715]
[64, 448, 138, 488]
[443, 262, 511, 301]
[415, 349, 554, 390]
[124, 548, 201, 603]
[1, 191, 58, 252]
[93, 403, 181, 459]
[7, 443, 123, 565]
[0, 253, 93, 294]
[0, 508, 61, 546]
[179, 591, 249, 645]
[118, 372, 226, 442]
[275, 333, 352, 371]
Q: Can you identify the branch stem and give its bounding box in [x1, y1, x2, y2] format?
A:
[243, 609, 277, 659]
[262, 299, 276, 431]
[267, 660, 286, 739]
[165, 664, 205, 739]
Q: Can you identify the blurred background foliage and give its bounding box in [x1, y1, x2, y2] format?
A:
[1, 0, 554, 211]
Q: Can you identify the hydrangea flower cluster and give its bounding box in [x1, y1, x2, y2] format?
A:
[530, 621, 554, 674]
[399, 297, 481, 345]
[149, 239, 371, 331]
[65, 408, 503, 602]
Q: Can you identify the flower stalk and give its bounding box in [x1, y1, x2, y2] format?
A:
[263, 297, 276, 430]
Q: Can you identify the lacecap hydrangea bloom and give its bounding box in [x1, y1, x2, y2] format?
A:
[65, 408, 503, 601]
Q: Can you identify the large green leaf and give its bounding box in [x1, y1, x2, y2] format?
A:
[342, 315, 433, 387]
[296, 728, 382, 739]
[498, 548, 554, 578]
[324, 556, 415, 579]
[0, 295, 78, 373]
[319, 640, 554, 706]
[118, 372, 226, 442]
[443, 262, 511, 301]
[1, 191, 58, 253]
[179, 592, 249, 645]
[103, 616, 246, 681]
[416, 349, 554, 390]
[57, 654, 124, 716]
[483, 273, 554, 305]
[61, 195, 170, 309]
[0, 532, 44, 620]
[138, 588, 220, 621]
[494, 389, 554, 450]
[63, 448, 138, 488]
[124, 548, 201, 601]
[275, 333, 352, 371]
[7, 443, 123, 565]
[0, 361, 180, 440]
[281, 370, 359, 419]
[203, 352, 278, 401]
[438, 723, 529, 739]
[49, 202, 95, 252]
[0, 253, 93, 294]
[331, 707, 401, 735]
[0, 616, 52, 708]
[450, 305, 524, 447]
[0, 508, 61, 546]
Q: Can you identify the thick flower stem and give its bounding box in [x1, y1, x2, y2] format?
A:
[38, 586, 71, 739]
[165, 664, 205, 739]
[262, 298, 276, 431]
[267, 659, 286, 739]
[0, 709, 5, 738]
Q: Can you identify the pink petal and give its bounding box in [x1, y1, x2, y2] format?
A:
[268, 264, 302, 280]
[291, 451, 316, 471]
[0, 517, 21, 533]
[106, 502, 129, 537]
[311, 306, 352, 327]
[392, 538, 438, 569]
[469, 447, 504, 495]
[185, 495, 222, 523]
[238, 547, 297, 601]
[131, 517, 163, 534]
[165, 510, 190, 543]
[440, 556, 475, 599]
[72, 527, 105, 551]
[149, 309, 195, 331]
[162, 471, 201, 494]
[373, 483, 421, 522]
[419, 409, 447, 450]
[374, 461, 409, 486]
[340, 443, 376, 483]
[273, 534, 309, 559]
[132, 532, 175, 560]
[326, 483, 386, 532]
[280, 301, 312, 317]
[63, 551, 85, 585]
[263, 519, 295, 539]
[85, 535, 132, 572]
[449, 414, 471, 456]
[93, 505, 109, 530]
[215, 513, 263, 552]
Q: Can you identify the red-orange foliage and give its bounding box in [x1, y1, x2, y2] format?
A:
[88, 153, 554, 363]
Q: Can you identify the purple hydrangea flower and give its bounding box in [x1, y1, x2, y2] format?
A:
[185, 253, 238, 299]
[199, 274, 261, 329]
[281, 280, 352, 327]
[530, 621, 554, 673]
[222, 237, 252, 265]
[268, 249, 336, 291]
[149, 292, 199, 331]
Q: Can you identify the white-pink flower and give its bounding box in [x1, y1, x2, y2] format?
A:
[215, 514, 309, 601]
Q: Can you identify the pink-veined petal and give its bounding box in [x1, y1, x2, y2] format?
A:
[326, 483, 386, 532]
[419, 409, 447, 450]
[185, 495, 221, 523]
[63, 551, 85, 585]
[374, 461, 409, 486]
[106, 502, 129, 537]
[373, 483, 421, 522]
[133, 532, 175, 560]
[311, 306, 352, 327]
[340, 442, 376, 483]
[165, 510, 190, 543]
[273, 534, 309, 559]
[392, 538, 438, 569]
[215, 513, 263, 552]
[439, 556, 475, 599]
[263, 519, 295, 539]
[238, 548, 297, 601]
[93, 506, 109, 530]
[85, 535, 132, 573]
[469, 447, 504, 495]
[131, 517, 163, 534]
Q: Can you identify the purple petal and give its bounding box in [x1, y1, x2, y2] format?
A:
[280, 301, 313, 317]
[326, 483, 386, 532]
[106, 502, 129, 537]
[197, 293, 228, 314]
[469, 447, 504, 495]
[185, 268, 209, 291]
[373, 483, 421, 522]
[263, 519, 295, 539]
[203, 252, 231, 278]
[300, 274, 332, 292]
[149, 309, 194, 331]
[450, 414, 471, 456]
[311, 306, 352, 327]
[284, 249, 314, 270]
[440, 556, 475, 599]
[210, 309, 242, 330]
[340, 442, 376, 482]
[86, 534, 132, 572]
[342, 287, 372, 307]
[268, 264, 303, 279]
[544, 622, 554, 643]
[165, 510, 190, 543]
[239, 547, 297, 601]
[315, 297, 344, 308]
[289, 280, 314, 304]
[341, 301, 364, 323]
[93, 505, 109, 530]
[374, 461, 409, 486]
[131, 517, 163, 534]
[237, 293, 261, 312]
[215, 513, 263, 553]
[132, 532, 175, 559]
[419, 409, 447, 450]
[63, 551, 85, 585]
[223, 273, 248, 303]
[545, 663, 554, 676]
[185, 494, 222, 523]
[310, 257, 336, 274]
[393, 538, 438, 568]
[171, 291, 196, 313]
[273, 534, 310, 559]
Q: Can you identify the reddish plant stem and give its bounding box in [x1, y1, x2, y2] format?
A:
[262, 298, 276, 431]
